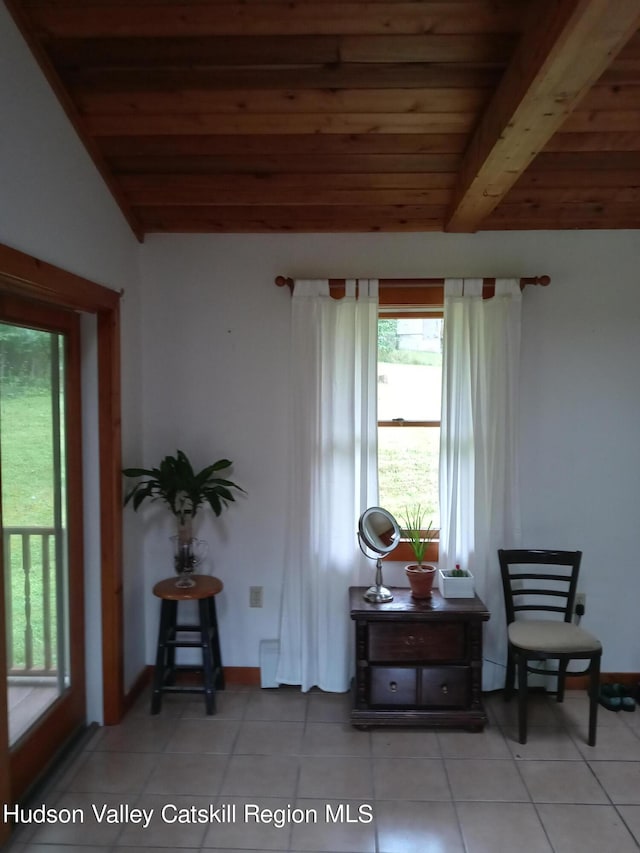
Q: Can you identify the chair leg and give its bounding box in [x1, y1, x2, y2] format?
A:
[588, 654, 600, 747]
[517, 654, 528, 744]
[504, 646, 515, 702]
[557, 658, 568, 703]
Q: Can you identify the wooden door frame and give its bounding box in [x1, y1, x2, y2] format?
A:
[0, 242, 124, 727]
[0, 456, 9, 846]
[0, 295, 86, 802]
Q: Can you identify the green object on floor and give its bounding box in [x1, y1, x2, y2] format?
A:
[599, 683, 621, 712]
[619, 684, 637, 712]
[599, 683, 636, 713]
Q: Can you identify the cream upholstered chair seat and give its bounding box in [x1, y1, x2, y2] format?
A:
[508, 620, 602, 654]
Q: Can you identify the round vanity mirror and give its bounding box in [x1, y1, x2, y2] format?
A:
[359, 507, 401, 555]
[357, 507, 400, 603]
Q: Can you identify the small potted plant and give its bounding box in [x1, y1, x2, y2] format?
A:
[438, 562, 475, 598]
[123, 449, 245, 585]
[400, 505, 437, 599]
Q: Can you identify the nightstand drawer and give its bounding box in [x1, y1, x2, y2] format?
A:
[420, 666, 469, 707]
[370, 666, 417, 705]
[368, 621, 465, 662]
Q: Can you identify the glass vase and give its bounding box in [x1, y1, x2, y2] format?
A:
[171, 518, 208, 587]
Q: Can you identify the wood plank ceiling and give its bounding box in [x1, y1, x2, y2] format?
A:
[7, 0, 640, 238]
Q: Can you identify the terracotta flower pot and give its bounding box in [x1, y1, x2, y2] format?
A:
[405, 564, 436, 599]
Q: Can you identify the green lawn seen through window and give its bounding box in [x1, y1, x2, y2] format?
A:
[1, 389, 60, 670]
[377, 316, 442, 530]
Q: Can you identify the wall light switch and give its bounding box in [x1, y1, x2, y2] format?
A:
[250, 586, 263, 608]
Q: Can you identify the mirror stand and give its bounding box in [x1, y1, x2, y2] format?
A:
[363, 558, 393, 603]
[358, 506, 400, 604]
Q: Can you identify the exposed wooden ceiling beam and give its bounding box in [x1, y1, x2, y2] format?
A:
[446, 0, 640, 232]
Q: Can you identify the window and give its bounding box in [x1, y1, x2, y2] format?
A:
[377, 310, 443, 560]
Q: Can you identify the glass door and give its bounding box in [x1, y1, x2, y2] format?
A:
[0, 296, 85, 801]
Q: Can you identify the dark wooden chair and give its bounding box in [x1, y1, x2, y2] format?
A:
[498, 549, 602, 746]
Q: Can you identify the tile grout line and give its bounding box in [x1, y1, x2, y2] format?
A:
[440, 736, 471, 853]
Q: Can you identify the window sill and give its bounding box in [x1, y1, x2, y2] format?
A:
[384, 541, 439, 564]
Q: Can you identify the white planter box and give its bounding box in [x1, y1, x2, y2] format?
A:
[438, 568, 475, 598]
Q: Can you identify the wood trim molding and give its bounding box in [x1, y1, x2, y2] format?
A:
[383, 541, 439, 565]
[0, 241, 125, 730]
[0, 296, 87, 804]
[98, 305, 124, 725]
[0, 459, 9, 845]
[0, 244, 121, 312]
[225, 667, 261, 686]
[566, 672, 640, 690]
[123, 666, 153, 714]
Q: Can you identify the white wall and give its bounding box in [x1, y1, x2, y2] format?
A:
[518, 235, 640, 667]
[139, 231, 640, 674]
[0, 5, 145, 717]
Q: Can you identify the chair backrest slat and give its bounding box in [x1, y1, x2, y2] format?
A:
[510, 572, 572, 584]
[512, 589, 569, 599]
[498, 548, 582, 625]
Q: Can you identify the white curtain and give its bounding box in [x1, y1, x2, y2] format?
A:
[439, 278, 522, 690]
[275, 279, 379, 692]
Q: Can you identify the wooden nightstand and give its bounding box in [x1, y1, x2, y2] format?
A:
[349, 587, 490, 730]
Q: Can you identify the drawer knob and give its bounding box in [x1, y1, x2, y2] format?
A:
[389, 681, 398, 692]
[405, 634, 423, 646]
[441, 684, 449, 695]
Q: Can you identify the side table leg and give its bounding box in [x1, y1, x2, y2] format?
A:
[151, 600, 172, 714]
[199, 598, 216, 715]
[209, 597, 225, 691]
[165, 600, 178, 685]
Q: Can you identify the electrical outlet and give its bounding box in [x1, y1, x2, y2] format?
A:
[250, 586, 263, 608]
[575, 592, 586, 613]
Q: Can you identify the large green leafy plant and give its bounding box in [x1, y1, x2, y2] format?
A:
[123, 449, 245, 524]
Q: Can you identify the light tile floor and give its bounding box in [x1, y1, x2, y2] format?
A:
[5, 686, 640, 852]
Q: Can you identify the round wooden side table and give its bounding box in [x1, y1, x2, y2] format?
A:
[151, 574, 225, 715]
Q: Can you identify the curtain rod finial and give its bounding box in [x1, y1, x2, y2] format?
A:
[275, 276, 293, 291]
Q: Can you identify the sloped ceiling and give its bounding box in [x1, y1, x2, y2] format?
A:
[7, 0, 640, 238]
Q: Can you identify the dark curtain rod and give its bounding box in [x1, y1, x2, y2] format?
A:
[275, 275, 551, 292]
